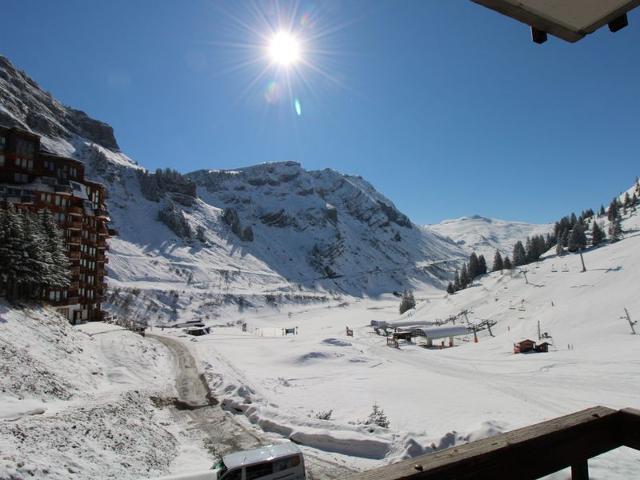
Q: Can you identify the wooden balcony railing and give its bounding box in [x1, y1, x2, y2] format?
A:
[347, 407, 639, 480]
[65, 221, 83, 230]
[68, 206, 83, 216]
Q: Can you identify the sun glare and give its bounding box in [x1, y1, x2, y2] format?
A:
[269, 31, 301, 66]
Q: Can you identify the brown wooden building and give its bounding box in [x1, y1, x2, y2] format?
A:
[0, 126, 111, 324]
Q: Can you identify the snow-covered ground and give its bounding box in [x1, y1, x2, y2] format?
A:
[151, 206, 640, 478]
[0, 305, 183, 479]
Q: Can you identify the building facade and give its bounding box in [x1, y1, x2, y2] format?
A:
[0, 126, 111, 324]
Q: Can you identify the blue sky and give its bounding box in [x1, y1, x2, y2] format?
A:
[1, 0, 639, 224]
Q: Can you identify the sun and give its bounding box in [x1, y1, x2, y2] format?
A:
[268, 31, 301, 67]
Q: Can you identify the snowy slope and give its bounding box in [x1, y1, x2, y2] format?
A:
[0, 303, 181, 479]
[424, 215, 553, 260]
[159, 189, 640, 478]
[0, 56, 465, 324]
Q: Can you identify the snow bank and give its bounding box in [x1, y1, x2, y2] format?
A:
[0, 303, 180, 479]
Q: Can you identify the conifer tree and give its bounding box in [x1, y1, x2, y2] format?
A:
[609, 216, 623, 242]
[446, 283, 455, 295]
[599, 205, 606, 216]
[492, 250, 503, 272]
[591, 221, 605, 247]
[1, 206, 27, 300]
[39, 209, 71, 290]
[468, 253, 479, 279]
[513, 241, 527, 266]
[503, 256, 513, 270]
[460, 264, 470, 288]
[399, 290, 416, 314]
[568, 223, 587, 252]
[453, 270, 461, 291]
[478, 254, 487, 275]
[608, 199, 619, 221]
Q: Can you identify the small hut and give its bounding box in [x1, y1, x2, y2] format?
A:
[514, 339, 536, 354]
[536, 342, 551, 353]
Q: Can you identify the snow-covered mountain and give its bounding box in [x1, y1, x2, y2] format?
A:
[0, 56, 465, 321]
[423, 215, 553, 260]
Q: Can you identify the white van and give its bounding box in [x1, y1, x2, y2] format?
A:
[213, 443, 305, 480]
[158, 443, 306, 480]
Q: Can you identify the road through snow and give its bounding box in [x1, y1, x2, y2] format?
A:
[149, 333, 357, 480]
[148, 334, 211, 409]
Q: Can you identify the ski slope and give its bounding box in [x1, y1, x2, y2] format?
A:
[155, 206, 640, 478]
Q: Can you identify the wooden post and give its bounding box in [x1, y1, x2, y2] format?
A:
[579, 249, 587, 272]
[624, 308, 637, 335]
[537, 321, 541, 341]
[571, 459, 589, 479]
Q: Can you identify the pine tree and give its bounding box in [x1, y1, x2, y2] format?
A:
[446, 282, 455, 295]
[556, 241, 564, 256]
[609, 216, 623, 242]
[591, 221, 605, 247]
[460, 264, 470, 288]
[453, 270, 461, 291]
[366, 403, 390, 428]
[1, 206, 28, 300]
[503, 256, 513, 270]
[599, 205, 606, 216]
[399, 290, 416, 314]
[570, 213, 578, 226]
[568, 223, 587, 252]
[492, 250, 503, 272]
[608, 199, 619, 221]
[513, 241, 527, 266]
[468, 253, 479, 279]
[39, 209, 70, 290]
[21, 210, 49, 298]
[478, 255, 487, 275]
[560, 228, 569, 248]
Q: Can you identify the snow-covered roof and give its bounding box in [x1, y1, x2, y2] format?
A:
[222, 443, 301, 470]
[412, 326, 470, 339]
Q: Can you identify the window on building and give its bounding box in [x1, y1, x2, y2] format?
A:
[16, 139, 35, 158]
[49, 291, 62, 302]
[14, 172, 29, 183]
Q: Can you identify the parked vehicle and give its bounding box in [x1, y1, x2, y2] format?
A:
[213, 443, 305, 480]
[157, 443, 306, 480]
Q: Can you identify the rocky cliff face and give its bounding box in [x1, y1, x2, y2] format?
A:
[0, 56, 118, 150]
[185, 162, 463, 293]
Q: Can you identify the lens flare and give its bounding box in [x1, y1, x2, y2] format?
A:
[294, 98, 302, 116]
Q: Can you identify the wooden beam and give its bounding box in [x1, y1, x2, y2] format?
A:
[619, 408, 640, 450]
[347, 406, 623, 480]
[571, 460, 589, 480]
[472, 0, 640, 43]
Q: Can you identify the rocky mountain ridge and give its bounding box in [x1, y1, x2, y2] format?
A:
[0, 55, 465, 322]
